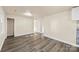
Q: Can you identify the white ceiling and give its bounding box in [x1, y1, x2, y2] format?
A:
[3, 6, 72, 17]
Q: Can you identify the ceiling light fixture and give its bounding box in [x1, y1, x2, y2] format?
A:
[24, 12, 32, 16]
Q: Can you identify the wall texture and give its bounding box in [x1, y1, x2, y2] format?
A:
[0, 7, 7, 50]
[42, 10, 77, 46]
[14, 16, 34, 36]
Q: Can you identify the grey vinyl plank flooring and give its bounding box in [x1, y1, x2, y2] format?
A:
[1, 33, 79, 52]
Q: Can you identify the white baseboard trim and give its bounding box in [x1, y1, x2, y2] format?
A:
[0, 35, 7, 51]
[14, 32, 34, 37]
[43, 34, 79, 47]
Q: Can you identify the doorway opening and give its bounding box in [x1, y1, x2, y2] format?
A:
[7, 18, 14, 38]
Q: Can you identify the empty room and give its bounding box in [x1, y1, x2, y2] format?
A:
[0, 6, 79, 52]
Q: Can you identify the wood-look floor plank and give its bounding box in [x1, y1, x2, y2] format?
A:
[33, 39, 50, 50]
[1, 33, 79, 52]
[48, 43, 65, 52]
[42, 41, 56, 52]
[2, 38, 31, 51]
[5, 38, 42, 52]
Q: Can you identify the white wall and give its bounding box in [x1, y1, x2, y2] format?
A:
[0, 7, 7, 50]
[42, 10, 77, 46]
[14, 16, 34, 36]
[7, 19, 14, 36]
[7, 15, 34, 37]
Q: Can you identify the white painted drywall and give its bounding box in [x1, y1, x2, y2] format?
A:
[0, 7, 7, 50]
[42, 10, 77, 46]
[7, 19, 14, 36]
[14, 16, 34, 36]
[7, 15, 34, 37]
